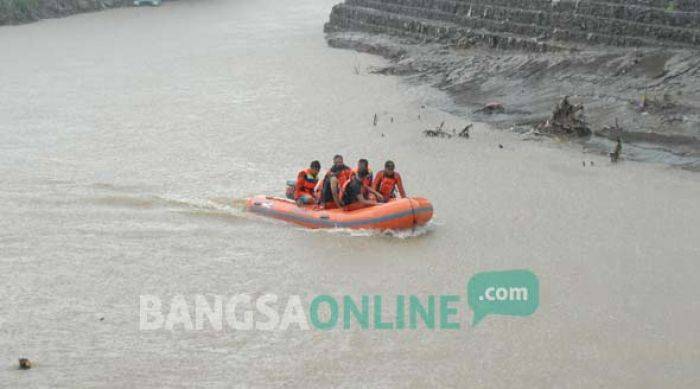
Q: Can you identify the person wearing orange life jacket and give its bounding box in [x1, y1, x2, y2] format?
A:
[372, 160, 407, 201]
[352, 158, 384, 202]
[294, 160, 321, 205]
[340, 168, 378, 209]
[332, 154, 352, 187]
[316, 154, 352, 208]
[352, 158, 374, 188]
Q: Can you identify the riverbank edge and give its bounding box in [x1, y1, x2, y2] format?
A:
[0, 0, 145, 26]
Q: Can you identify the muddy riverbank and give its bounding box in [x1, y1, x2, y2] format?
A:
[324, 1, 700, 170]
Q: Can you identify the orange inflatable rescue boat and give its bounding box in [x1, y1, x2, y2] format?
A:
[245, 195, 433, 230]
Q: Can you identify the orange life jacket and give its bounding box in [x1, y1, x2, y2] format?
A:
[318, 166, 352, 205]
[294, 168, 318, 199]
[336, 167, 352, 187]
[375, 171, 400, 198]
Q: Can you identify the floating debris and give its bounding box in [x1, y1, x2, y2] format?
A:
[373, 113, 378, 126]
[458, 124, 472, 138]
[498, 144, 504, 149]
[19, 358, 32, 370]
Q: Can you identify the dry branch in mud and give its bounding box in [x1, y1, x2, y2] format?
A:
[610, 138, 623, 163]
[423, 122, 472, 139]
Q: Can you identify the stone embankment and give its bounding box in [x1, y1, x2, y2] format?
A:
[325, 0, 700, 50]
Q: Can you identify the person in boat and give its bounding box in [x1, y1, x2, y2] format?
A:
[352, 158, 383, 202]
[315, 155, 352, 208]
[340, 168, 378, 209]
[317, 164, 343, 208]
[332, 154, 352, 185]
[294, 160, 321, 205]
[352, 158, 374, 188]
[372, 160, 407, 201]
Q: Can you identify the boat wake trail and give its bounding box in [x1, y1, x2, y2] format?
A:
[87, 183, 251, 223]
[87, 183, 435, 236]
[307, 221, 436, 239]
[161, 195, 250, 222]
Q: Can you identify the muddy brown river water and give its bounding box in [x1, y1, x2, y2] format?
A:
[1, 0, 700, 386]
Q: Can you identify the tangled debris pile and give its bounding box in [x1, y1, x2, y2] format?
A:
[536, 97, 592, 137]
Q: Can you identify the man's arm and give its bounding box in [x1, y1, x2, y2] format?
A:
[396, 173, 407, 198]
[356, 193, 377, 206]
[371, 171, 382, 192]
[330, 176, 342, 208]
[295, 172, 306, 193]
[365, 184, 384, 202]
[313, 177, 323, 194]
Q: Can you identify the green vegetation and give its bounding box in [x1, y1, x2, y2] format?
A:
[0, 0, 41, 24]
